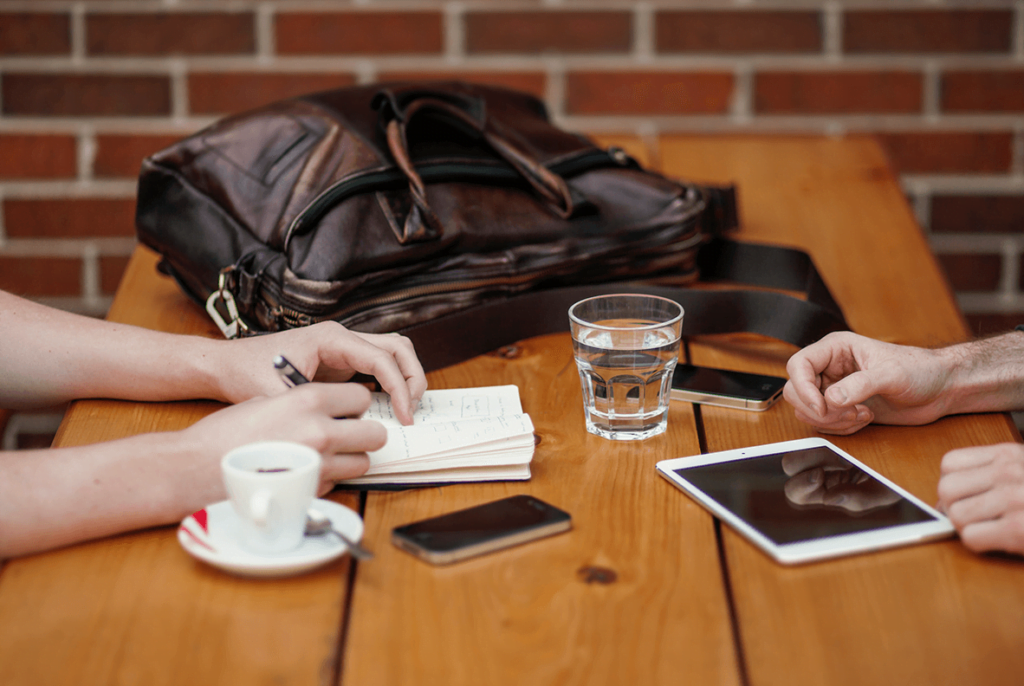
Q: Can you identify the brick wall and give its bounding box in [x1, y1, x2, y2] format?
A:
[1, 1, 1023, 322]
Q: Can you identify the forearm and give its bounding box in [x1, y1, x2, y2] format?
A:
[0, 291, 226, 408]
[0, 430, 221, 558]
[940, 332, 1024, 415]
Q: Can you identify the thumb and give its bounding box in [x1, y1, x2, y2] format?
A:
[824, 370, 878, 408]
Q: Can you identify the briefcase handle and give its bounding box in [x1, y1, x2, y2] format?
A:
[373, 84, 581, 243]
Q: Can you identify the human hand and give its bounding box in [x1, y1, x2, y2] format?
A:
[781, 448, 901, 512]
[783, 332, 954, 435]
[937, 443, 1024, 556]
[176, 382, 384, 502]
[209, 321, 427, 425]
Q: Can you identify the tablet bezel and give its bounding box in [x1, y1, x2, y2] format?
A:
[655, 437, 955, 565]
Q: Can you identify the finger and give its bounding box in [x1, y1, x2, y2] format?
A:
[781, 447, 849, 475]
[957, 514, 1024, 555]
[783, 380, 826, 419]
[936, 467, 997, 510]
[945, 487, 1016, 529]
[783, 365, 828, 417]
[822, 370, 879, 408]
[790, 405, 871, 436]
[941, 443, 1015, 474]
[320, 453, 372, 482]
[822, 481, 901, 512]
[355, 332, 428, 408]
[323, 336, 419, 425]
[293, 382, 373, 419]
[783, 468, 825, 504]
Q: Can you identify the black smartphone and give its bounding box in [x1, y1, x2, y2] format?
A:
[671, 363, 787, 411]
[391, 495, 572, 565]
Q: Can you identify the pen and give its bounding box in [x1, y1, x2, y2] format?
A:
[273, 355, 310, 387]
[273, 354, 376, 560]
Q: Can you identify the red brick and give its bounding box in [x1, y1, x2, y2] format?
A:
[86, 13, 254, 56]
[4, 199, 136, 239]
[377, 72, 547, 100]
[566, 72, 733, 115]
[2, 74, 171, 117]
[844, 10, 1012, 54]
[94, 134, 185, 178]
[965, 313, 1023, 337]
[874, 132, 1013, 174]
[0, 256, 81, 297]
[276, 12, 442, 55]
[0, 134, 77, 179]
[942, 70, 1024, 113]
[0, 13, 70, 55]
[189, 72, 356, 115]
[936, 253, 1002, 292]
[465, 11, 631, 54]
[100, 254, 132, 295]
[656, 11, 821, 54]
[754, 71, 922, 114]
[931, 195, 1024, 234]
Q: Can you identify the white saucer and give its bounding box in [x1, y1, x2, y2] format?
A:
[177, 498, 364, 578]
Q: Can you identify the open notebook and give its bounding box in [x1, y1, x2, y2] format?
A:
[341, 385, 535, 486]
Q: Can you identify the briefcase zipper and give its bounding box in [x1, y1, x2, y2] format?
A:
[274, 271, 557, 328]
[283, 149, 624, 249]
[271, 230, 706, 328]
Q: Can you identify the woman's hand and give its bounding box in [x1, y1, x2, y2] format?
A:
[208, 321, 427, 425]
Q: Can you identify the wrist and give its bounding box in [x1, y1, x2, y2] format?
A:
[176, 336, 233, 403]
[940, 333, 1024, 415]
[145, 427, 226, 522]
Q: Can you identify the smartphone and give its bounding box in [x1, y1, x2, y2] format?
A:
[391, 495, 572, 565]
[671, 363, 787, 411]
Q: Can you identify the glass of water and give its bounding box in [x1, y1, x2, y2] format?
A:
[568, 294, 683, 441]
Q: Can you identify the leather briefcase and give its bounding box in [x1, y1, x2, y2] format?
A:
[135, 81, 847, 370]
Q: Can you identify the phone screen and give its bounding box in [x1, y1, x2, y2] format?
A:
[392, 495, 571, 564]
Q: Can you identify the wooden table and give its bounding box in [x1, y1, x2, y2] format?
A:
[1, 136, 1022, 686]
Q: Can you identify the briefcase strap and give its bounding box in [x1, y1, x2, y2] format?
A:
[400, 238, 848, 372]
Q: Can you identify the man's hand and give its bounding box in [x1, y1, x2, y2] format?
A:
[784, 332, 955, 435]
[938, 443, 1024, 556]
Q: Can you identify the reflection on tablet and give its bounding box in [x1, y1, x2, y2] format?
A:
[673, 446, 936, 546]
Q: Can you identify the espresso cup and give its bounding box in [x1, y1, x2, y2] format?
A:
[221, 441, 321, 555]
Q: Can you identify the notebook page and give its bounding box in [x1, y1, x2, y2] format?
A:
[364, 385, 523, 427]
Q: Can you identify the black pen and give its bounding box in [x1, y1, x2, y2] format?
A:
[273, 355, 310, 388]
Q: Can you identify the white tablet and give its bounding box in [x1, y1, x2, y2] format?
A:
[656, 437, 955, 565]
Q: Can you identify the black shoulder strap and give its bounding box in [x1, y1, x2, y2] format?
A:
[400, 237, 849, 372]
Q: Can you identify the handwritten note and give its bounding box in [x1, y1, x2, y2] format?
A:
[343, 385, 535, 485]
[364, 385, 523, 427]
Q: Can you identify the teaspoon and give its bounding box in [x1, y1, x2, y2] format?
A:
[305, 509, 374, 561]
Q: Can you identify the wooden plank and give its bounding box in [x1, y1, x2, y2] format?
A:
[0, 247, 360, 686]
[340, 135, 742, 686]
[662, 134, 967, 347]
[659, 135, 1024, 686]
[343, 308, 741, 680]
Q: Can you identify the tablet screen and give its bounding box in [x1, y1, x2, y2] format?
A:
[670, 445, 938, 545]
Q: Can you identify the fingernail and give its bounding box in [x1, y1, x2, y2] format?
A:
[831, 495, 847, 505]
[856, 408, 871, 422]
[809, 470, 821, 485]
[830, 386, 848, 405]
